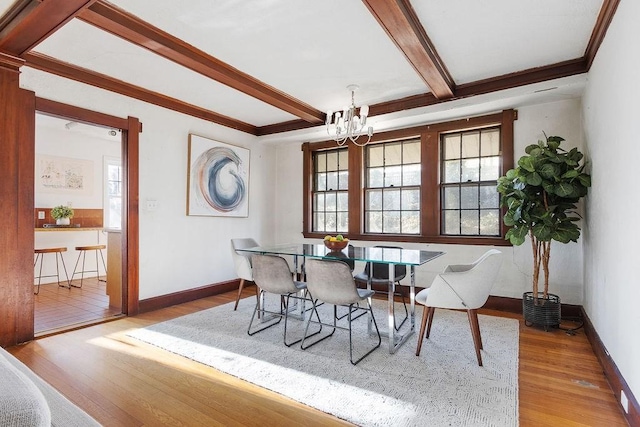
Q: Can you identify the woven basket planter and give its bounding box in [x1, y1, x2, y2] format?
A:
[522, 292, 561, 330]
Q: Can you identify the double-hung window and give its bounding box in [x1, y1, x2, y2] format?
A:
[312, 148, 348, 233]
[303, 110, 515, 245]
[364, 139, 421, 234]
[441, 128, 501, 236]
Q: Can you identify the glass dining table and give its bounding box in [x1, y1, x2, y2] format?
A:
[238, 243, 445, 354]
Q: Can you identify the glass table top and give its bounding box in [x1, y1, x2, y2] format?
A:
[238, 243, 444, 266]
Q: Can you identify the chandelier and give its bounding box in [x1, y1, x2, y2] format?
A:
[325, 84, 374, 146]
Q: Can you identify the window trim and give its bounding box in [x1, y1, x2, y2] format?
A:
[302, 110, 515, 246]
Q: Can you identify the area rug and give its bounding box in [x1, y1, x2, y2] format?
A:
[127, 298, 519, 426]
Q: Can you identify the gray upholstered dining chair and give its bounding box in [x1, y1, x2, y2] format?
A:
[302, 258, 381, 365]
[354, 245, 408, 330]
[247, 254, 320, 346]
[230, 238, 259, 311]
[415, 249, 503, 366]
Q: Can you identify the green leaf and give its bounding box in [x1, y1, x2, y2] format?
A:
[539, 163, 560, 179]
[525, 145, 543, 156]
[554, 182, 575, 197]
[525, 172, 542, 186]
[578, 174, 591, 187]
[518, 156, 536, 172]
[562, 169, 579, 179]
[505, 169, 518, 180]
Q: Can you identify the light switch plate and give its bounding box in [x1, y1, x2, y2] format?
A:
[38, 211, 45, 219]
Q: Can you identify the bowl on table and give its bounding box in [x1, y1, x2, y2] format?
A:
[324, 239, 349, 251]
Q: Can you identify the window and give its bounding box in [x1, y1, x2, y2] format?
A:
[312, 148, 348, 233]
[441, 128, 501, 236]
[104, 157, 122, 229]
[364, 139, 421, 234]
[303, 110, 515, 245]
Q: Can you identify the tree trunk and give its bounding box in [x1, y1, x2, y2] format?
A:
[542, 241, 551, 299]
[530, 229, 541, 303]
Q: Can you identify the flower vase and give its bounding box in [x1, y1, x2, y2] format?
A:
[56, 217, 70, 225]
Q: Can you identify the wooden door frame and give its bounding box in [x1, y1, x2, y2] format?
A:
[35, 98, 141, 315]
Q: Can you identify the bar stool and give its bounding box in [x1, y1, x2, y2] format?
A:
[34, 247, 71, 295]
[71, 245, 107, 288]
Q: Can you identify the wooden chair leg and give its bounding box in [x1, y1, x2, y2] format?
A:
[426, 306, 435, 339]
[234, 279, 246, 311]
[467, 309, 483, 366]
[416, 306, 431, 356]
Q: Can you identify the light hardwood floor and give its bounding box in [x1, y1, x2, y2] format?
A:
[34, 276, 121, 336]
[8, 288, 628, 426]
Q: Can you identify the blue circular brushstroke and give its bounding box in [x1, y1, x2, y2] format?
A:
[195, 147, 246, 212]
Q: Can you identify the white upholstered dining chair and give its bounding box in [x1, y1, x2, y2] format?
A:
[415, 249, 503, 366]
[230, 238, 259, 311]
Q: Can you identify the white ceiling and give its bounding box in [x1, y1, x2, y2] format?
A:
[4, 0, 606, 141]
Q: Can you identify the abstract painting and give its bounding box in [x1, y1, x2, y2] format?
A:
[187, 134, 250, 217]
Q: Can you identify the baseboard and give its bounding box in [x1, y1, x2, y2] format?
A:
[138, 279, 242, 313]
[581, 307, 640, 426]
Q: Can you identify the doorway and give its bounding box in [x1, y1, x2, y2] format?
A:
[34, 114, 123, 334]
[34, 98, 141, 336]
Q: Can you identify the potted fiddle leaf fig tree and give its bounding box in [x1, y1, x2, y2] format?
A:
[497, 134, 591, 329]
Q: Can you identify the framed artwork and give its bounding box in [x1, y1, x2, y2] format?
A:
[187, 134, 250, 217]
[36, 154, 94, 195]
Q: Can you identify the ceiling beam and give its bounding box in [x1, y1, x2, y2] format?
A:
[24, 52, 258, 135]
[0, 0, 96, 56]
[362, 0, 454, 99]
[584, 0, 620, 70]
[257, 58, 587, 136]
[77, 0, 325, 124]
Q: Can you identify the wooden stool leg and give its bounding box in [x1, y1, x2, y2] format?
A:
[57, 252, 71, 288]
[34, 253, 43, 295]
[71, 250, 85, 288]
[98, 249, 107, 282]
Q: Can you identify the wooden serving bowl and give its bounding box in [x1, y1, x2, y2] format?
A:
[324, 239, 349, 251]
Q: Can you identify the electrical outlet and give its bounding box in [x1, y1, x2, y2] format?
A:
[38, 211, 45, 219]
[621, 390, 629, 413]
[146, 199, 158, 211]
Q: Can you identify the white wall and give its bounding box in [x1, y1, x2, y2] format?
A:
[582, 0, 640, 400]
[273, 98, 586, 303]
[22, 68, 276, 299]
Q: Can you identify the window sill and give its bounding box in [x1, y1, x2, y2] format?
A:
[302, 231, 511, 246]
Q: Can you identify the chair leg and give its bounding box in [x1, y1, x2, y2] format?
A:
[301, 299, 336, 350]
[416, 306, 431, 356]
[426, 306, 435, 339]
[254, 284, 260, 319]
[247, 290, 282, 336]
[348, 300, 381, 365]
[394, 288, 409, 331]
[467, 309, 483, 366]
[234, 278, 246, 311]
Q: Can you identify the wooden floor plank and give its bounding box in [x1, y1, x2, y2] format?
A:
[7, 289, 628, 426]
[34, 275, 121, 334]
